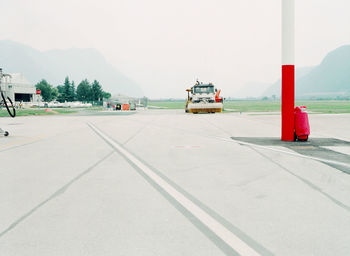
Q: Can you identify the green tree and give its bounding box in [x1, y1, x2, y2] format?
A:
[102, 91, 111, 99]
[35, 80, 56, 102]
[76, 79, 92, 102]
[91, 80, 103, 102]
[70, 81, 76, 101]
[63, 76, 71, 102]
[51, 87, 59, 100]
[56, 85, 65, 102]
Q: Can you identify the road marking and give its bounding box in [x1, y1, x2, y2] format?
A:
[250, 146, 350, 213]
[88, 122, 262, 256]
[0, 136, 45, 151]
[203, 117, 350, 169]
[125, 117, 350, 169]
[223, 137, 350, 168]
[174, 145, 201, 149]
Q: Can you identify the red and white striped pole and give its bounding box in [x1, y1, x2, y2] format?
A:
[281, 0, 295, 141]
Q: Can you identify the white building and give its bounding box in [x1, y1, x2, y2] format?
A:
[0, 73, 38, 102]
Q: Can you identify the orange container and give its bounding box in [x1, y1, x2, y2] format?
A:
[122, 104, 130, 111]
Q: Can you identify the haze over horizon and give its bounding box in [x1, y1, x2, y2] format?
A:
[1, 0, 350, 98]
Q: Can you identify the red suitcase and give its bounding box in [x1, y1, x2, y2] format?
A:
[294, 106, 310, 141]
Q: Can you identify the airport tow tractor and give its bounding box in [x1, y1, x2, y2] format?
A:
[185, 81, 223, 114]
[0, 69, 16, 136]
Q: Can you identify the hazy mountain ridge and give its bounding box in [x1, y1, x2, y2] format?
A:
[0, 40, 143, 97]
[263, 66, 315, 97]
[296, 45, 350, 97]
[263, 45, 350, 98]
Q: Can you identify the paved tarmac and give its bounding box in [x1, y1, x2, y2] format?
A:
[0, 110, 350, 256]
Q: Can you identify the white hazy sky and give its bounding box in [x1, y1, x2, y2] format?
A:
[1, 0, 350, 98]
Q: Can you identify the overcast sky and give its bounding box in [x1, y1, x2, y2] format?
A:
[1, 0, 350, 98]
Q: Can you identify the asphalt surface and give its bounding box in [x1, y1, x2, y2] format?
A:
[0, 109, 350, 256]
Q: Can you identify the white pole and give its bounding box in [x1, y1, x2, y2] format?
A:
[282, 0, 295, 65]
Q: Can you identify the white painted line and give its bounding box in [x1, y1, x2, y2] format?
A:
[223, 137, 350, 168]
[124, 118, 350, 169]
[88, 123, 261, 256]
[322, 146, 350, 156]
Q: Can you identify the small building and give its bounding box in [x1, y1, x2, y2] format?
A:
[0, 73, 37, 102]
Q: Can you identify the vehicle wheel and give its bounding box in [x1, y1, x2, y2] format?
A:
[4, 131, 9, 136]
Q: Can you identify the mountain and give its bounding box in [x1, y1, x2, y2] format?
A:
[263, 45, 350, 99]
[296, 45, 350, 98]
[263, 66, 315, 97]
[0, 40, 143, 97]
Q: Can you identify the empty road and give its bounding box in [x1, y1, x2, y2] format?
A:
[1, 110, 350, 255]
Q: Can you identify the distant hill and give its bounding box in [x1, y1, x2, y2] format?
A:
[0, 40, 143, 97]
[263, 66, 315, 97]
[263, 45, 350, 99]
[296, 45, 350, 98]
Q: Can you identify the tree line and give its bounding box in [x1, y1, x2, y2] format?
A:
[35, 77, 111, 103]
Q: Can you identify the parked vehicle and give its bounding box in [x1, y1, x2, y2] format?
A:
[185, 81, 223, 113]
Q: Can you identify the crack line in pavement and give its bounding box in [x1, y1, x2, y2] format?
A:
[0, 136, 44, 150]
[0, 125, 93, 153]
[204, 117, 350, 212]
[204, 117, 350, 170]
[0, 137, 46, 153]
[87, 122, 273, 256]
[248, 146, 350, 213]
[122, 118, 158, 146]
[0, 151, 114, 240]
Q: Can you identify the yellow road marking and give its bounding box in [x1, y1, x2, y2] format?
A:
[0, 136, 46, 151]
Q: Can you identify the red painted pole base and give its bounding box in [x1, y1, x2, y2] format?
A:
[281, 65, 295, 141]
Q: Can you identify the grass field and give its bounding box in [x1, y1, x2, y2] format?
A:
[0, 108, 77, 117]
[1, 101, 349, 117]
[148, 100, 350, 114]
